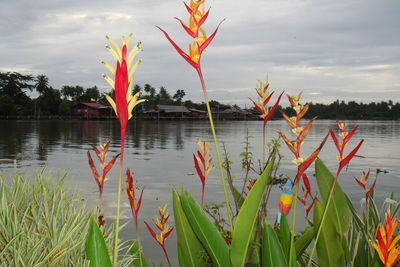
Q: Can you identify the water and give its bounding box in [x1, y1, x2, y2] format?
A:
[1, 119, 399, 264]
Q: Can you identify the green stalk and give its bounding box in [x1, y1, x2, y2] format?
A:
[288, 179, 300, 266]
[197, 68, 233, 231]
[113, 130, 125, 267]
[306, 176, 338, 267]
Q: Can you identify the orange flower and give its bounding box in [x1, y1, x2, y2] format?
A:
[277, 93, 328, 181]
[193, 139, 214, 204]
[371, 210, 400, 267]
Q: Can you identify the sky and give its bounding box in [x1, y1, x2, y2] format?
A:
[1, 0, 399, 107]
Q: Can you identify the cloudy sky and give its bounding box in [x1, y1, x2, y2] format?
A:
[1, 0, 399, 106]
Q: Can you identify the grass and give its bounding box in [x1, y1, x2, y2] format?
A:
[0, 169, 92, 266]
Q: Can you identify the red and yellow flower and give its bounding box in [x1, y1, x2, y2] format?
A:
[354, 169, 377, 202]
[102, 34, 145, 132]
[250, 78, 283, 129]
[193, 139, 214, 205]
[157, 0, 223, 72]
[329, 120, 364, 176]
[277, 93, 328, 181]
[87, 141, 119, 198]
[145, 205, 174, 267]
[125, 168, 144, 232]
[371, 210, 400, 267]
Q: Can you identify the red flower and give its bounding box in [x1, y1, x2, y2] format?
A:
[126, 168, 144, 232]
[354, 169, 377, 202]
[193, 139, 213, 204]
[144, 205, 174, 267]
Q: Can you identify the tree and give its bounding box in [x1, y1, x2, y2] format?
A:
[0, 72, 34, 104]
[35, 75, 50, 95]
[61, 85, 84, 102]
[173, 89, 186, 104]
[157, 86, 172, 105]
[79, 86, 100, 102]
[0, 95, 16, 115]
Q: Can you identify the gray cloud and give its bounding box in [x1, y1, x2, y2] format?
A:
[1, 0, 399, 106]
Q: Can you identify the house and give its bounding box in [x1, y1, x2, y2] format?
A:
[74, 103, 112, 118]
[143, 105, 191, 119]
[218, 107, 253, 120]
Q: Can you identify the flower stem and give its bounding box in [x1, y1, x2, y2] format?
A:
[306, 175, 339, 267]
[288, 179, 300, 266]
[113, 129, 125, 267]
[197, 68, 233, 231]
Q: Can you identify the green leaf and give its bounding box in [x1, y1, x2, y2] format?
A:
[130, 242, 149, 267]
[279, 214, 296, 267]
[294, 227, 314, 260]
[230, 158, 274, 267]
[231, 185, 245, 208]
[172, 189, 208, 267]
[180, 189, 231, 267]
[86, 216, 112, 267]
[315, 158, 349, 234]
[313, 200, 344, 267]
[262, 222, 287, 267]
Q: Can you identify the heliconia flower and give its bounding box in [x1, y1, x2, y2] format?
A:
[102, 34, 145, 132]
[144, 205, 174, 267]
[126, 168, 144, 232]
[329, 120, 364, 176]
[277, 93, 329, 181]
[193, 139, 214, 205]
[246, 178, 257, 194]
[277, 180, 294, 224]
[157, 0, 224, 73]
[371, 210, 400, 267]
[354, 169, 377, 202]
[298, 174, 317, 216]
[87, 142, 119, 198]
[249, 79, 284, 129]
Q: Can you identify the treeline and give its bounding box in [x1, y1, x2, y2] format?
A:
[0, 71, 399, 120]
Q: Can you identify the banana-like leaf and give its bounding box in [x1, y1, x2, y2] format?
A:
[262, 222, 287, 267]
[313, 200, 344, 267]
[130, 242, 149, 267]
[180, 189, 231, 267]
[86, 216, 112, 267]
[294, 226, 314, 259]
[230, 158, 275, 267]
[315, 158, 349, 234]
[172, 189, 208, 267]
[279, 214, 296, 267]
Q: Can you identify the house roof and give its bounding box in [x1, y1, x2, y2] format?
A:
[157, 105, 190, 113]
[78, 103, 110, 109]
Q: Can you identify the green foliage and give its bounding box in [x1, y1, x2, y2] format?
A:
[313, 200, 345, 267]
[180, 189, 231, 267]
[0, 95, 15, 115]
[86, 217, 112, 267]
[172, 189, 209, 267]
[230, 157, 274, 267]
[261, 222, 287, 267]
[0, 170, 91, 266]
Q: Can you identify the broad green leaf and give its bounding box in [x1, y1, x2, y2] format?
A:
[315, 158, 349, 234]
[130, 242, 149, 267]
[230, 158, 274, 267]
[313, 200, 344, 267]
[231, 185, 245, 208]
[262, 222, 287, 267]
[172, 189, 208, 267]
[279, 214, 296, 267]
[294, 227, 314, 260]
[86, 216, 112, 267]
[180, 189, 231, 267]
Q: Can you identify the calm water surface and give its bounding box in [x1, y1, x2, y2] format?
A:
[1, 119, 399, 263]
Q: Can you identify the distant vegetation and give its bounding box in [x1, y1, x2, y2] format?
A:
[0, 71, 399, 120]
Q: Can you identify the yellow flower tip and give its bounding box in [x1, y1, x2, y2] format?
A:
[292, 157, 306, 166]
[292, 127, 304, 136]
